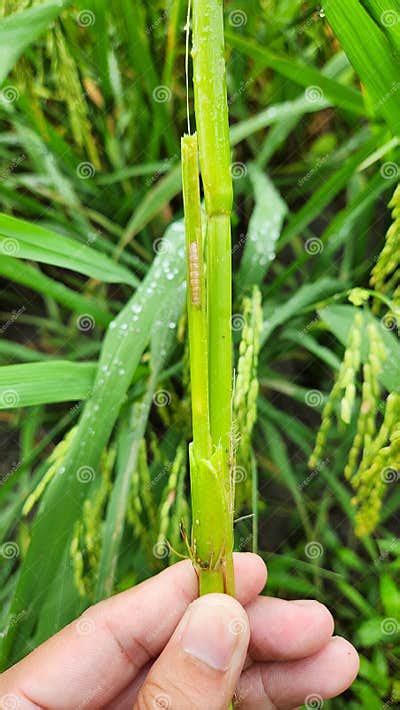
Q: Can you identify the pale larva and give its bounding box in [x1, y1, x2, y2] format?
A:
[189, 240, 201, 306]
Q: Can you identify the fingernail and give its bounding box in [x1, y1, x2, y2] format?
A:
[181, 596, 248, 671]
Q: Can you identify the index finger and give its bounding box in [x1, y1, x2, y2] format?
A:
[0, 553, 266, 709]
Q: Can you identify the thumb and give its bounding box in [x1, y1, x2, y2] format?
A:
[135, 593, 249, 709]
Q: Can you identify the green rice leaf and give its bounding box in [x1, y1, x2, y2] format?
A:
[0, 1, 68, 84]
[33, 546, 84, 647]
[261, 420, 312, 537]
[361, 0, 400, 52]
[323, 168, 399, 257]
[121, 165, 182, 247]
[225, 31, 365, 116]
[280, 132, 385, 248]
[95, 279, 185, 600]
[261, 278, 343, 344]
[283, 329, 341, 371]
[230, 94, 330, 146]
[238, 163, 287, 289]
[322, 0, 400, 135]
[0, 361, 96, 409]
[0, 213, 136, 286]
[0, 341, 54, 364]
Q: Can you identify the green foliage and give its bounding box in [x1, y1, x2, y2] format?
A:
[322, 0, 400, 135]
[321, 304, 400, 391]
[226, 30, 365, 115]
[2, 222, 186, 663]
[314, 314, 397, 538]
[371, 184, 400, 310]
[0, 1, 67, 83]
[0, 361, 96, 409]
[0, 213, 136, 285]
[238, 165, 287, 289]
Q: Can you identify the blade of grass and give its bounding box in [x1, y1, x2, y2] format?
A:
[0, 341, 54, 364]
[0, 213, 136, 286]
[322, 0, 400, 135]
[256, 52, 358, 167]
[120, 165, 182, 249]
[0, 407, 81, 505]
[258, 399, 314, 456]
[225, 30, 366, 116]
[261, 421, 312, 538]
[262, 278, 343, 344]
[238, 163, 287, 290]
[278, 131, 385, 249]
[283, 329, 341, 371]
[163, 0, 185, 89]
[85, 0, 112, 100]
[95, 267, 185, 600]
[118, 0, 176, 156]
[230, 93, 330, 146]
[0, 361, 96, 409]
[0, 0, 68, 83]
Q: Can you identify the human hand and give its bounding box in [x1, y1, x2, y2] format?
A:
[0, 554, 358, 709]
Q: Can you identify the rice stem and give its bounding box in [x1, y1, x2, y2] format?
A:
[182, 0, 235, 599]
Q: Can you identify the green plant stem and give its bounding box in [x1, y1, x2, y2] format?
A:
[183, 0, 235, 597]
[192, 0, 233, 462]
[182, 135, 228, 595]
[192, 1, 233, 216]
[207, 214, 235, 596]
[207, 216, 232, 446]
[199, 569, 225, 594]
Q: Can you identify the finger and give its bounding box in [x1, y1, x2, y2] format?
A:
[136, 593, 250, 710]
[106, 597, 333, 708]
[0, 554, 266, 709]
[105, 664, 151, 710]
[237, 636, 359, 709]
[246, 598, 334, 661]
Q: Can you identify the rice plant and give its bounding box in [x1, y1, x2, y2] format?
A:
[0, 0, 400, 705]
